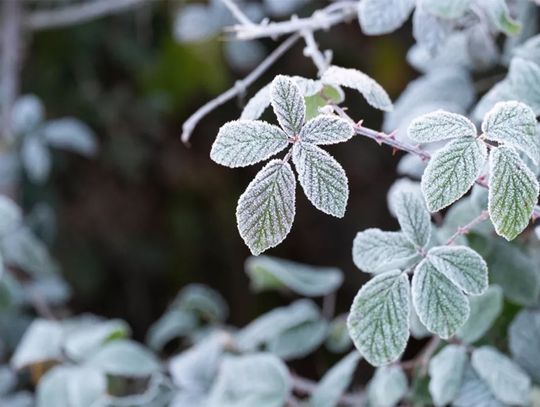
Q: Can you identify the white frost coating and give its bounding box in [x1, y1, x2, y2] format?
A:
[270, 75, 305, 135]
[292, 142, 348, 217]
[240, 84, 271, 120]
[422, 0, 471, 19]
[412, 6, 451, 54]
[367, 365, 408, 407]
[488, 146, 539, 240]
[347, 270, 410, 366]
[357, 0, 415, 36]
[428, 345, 467, 406]
[210, 120, 288, 168]
[509, 308, 540, 383]
[244, 255, 343, 297]
[236, 160, 296, 255]
[393, 189, 431, 248]
[482, 100, 540, 164]
[321, 66, 393, 112]
[352, 229, 419, 274]
[208, 353, 291, 407]
[458, 286, 503, 344]
[507, 58, 540, 114]
[310, 352, 360, 407]
[299, 115, 354, 145]
[427, 246, 488, 295]
[267, 319, 328, 361]
[475, 0, 521, 36]
[471, 346, 531, 406]
[411, 259, 470, 339]
[453, 363, 504, 407]
[291, 76, 324, 97]
[421, 137, 487, 212]
[11, 319, 63, 369]
[407, 110, 477, 143]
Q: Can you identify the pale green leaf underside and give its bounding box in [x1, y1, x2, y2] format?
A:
[509, 308, 540, 383]
[368, 365, 408, 407]
[271, 75, 305, 135]
[422, 137, 487, 212]
[267, 319, 328, 361]
[427, 246, 488, 295]
[422, 0, 471, 19]
[412, 260, 470, 339]
[453, 363, 504, 407]
[357, 0, 415, 36]
[457, 286, 503, 344]
[211, 120, 288, 168]
[482, 100, 539, 164]
[236, 160, 296, 255]
[394, 189, 431, 248]
[321, 65, 393, 111]
[347, 270, 410, 366]
[352, 229, 419, 274]
[299, 115, 354, 145]
[292, 142, 348, 217]
[488, 146, 539, 240]
[407, 110, 476, 143]
[428, 344, 467, 406]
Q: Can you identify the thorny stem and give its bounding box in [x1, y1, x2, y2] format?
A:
[301, 29, 329, 76]
[446, 210, 490, 245]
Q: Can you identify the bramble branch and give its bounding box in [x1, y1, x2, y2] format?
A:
[446, 210, 490, 245]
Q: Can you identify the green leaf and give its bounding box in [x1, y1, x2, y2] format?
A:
[407, 110, 477, 143]
[426, 246, 488, 295]
[210, 120, 288, 168]
[352, 229, 419, 274]
[321, 65, 393, 111]
[422, 0, 471, 19]
[357, 0, 415, 36]
[310, 352, 360, 407]
[347, 270, 410, 366]
[271, 75, 305, 135]
[412, 259, 470, 339]
[393, 189, 431, 248]
[208, 353, 290, 407]
[422, 137, 487, 212]
[11, 319, 63, 370]
[457, 286, 503, 344]
[482, 101, 539, 164]
[471, 346, 531, 405]
[236, 159, 296, 255]
[428, 345, 467, 406]
[299, 115, 354, 145]
[368, 366, 408, 407]
[244, 256, 343, 297]
[489, 146, 539, 240]
[86, 339, 161, 377]
[509, 308, 540, 383]
[267, 319, 327, 361]
[304, 85, 344, 121]
[292, 142, 348, 217]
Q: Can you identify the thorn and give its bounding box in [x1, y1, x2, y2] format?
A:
[356, 119, 364, 127]
[392, 147, 398, 155]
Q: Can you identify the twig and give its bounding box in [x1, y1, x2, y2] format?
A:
[220, 0, 254, 26]
[181, 33, 301, 144]
[446, 210, 490, 245]
[0, 0, 24, 142]
[400, 336, 441, 375]
[26, 0, 156, 31]
[301, 29, 329, 76]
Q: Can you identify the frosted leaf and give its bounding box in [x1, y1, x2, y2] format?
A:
[352, 229, 419, 274]
[291, 76, 324, 97]
[397, 153, 427, 178]
[292, 142, 348, 217]
[409, 304, 430, 339]
[482, 101, 539, 164]
[412, 259, 470, 339]
[267, 319, 327, 360]
[12, 95, 44, 135]
[509, 308, 540, 383]
[426, 246, 488, 295]
[236, 160, 296, 255]
[270, 75, 305, 135]
[0, 196, 22, 237]
[508, 58, 540, 114]
[489, 146, 539, 240]
[173, 283, 229, 322]
[235, 299, 319, 351]
[422, 0, 471, 19]
[21, 136, 51, 184]
[407, 110, 476, 143]
[387, 178, 422, 217]
[146, 309, 197, 351]
[241, 84, 271, 120]
[393, 189, 431, 248]
[428, 344, 467, 406]
[421, 137, 487, 212]
[299, 115, 354, 145]
[457, 286, 503, 344]
[367, 365, 408, 407]
[321, 66, 393, 111]
[347, 270, 410, 366]
[357, 0, 415, 36]
[11, 320, 62, 370]
[513, 34, 540, 66]
[210, 120, 288, 168]
[453, 363, 504, 407]
[412, 6, 451, 54]
[244, 255, 343, 297]
[476, 0, 521, 35]
[310, 352, 360, 407]
[325, 314, 353, 353]
[471, 346, 531, 405]
[41, 118, 97, 157]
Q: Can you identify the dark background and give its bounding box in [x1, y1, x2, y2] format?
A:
[21, 1, 416, 346]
